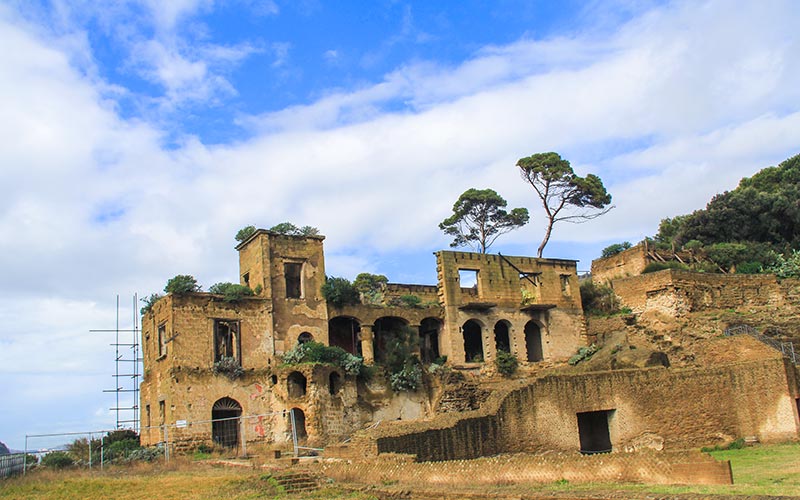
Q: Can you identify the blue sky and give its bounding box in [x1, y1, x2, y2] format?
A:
[1, 0, 800, 450]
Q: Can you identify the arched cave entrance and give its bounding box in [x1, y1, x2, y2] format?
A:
[494, 320, 511, 353]
[211, 397, 242, 448]
[462, 319, 484, 363]
[524, 320, 544, 362]
[419, 317, 441, 364]
[328, 316, 361, 355]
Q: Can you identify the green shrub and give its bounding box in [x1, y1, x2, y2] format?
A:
[213, 356, 245, 379]
[389, 357, 422, 391]
[353, 273, 388, 305]
[735, 261, 763, 274]
[642, 261, 689, 273]
[321, 276, 360, 308]
[164, 275, 201, 295]
[235, 225, 256, 242]
[767, 250, 800, 278]
[579, 280, 620, 316]
[140, 293, 163, 315]
[600, 241, 632, 258]
[208, 282, 254, 302]
[568, 344, 598, 366]
[282, 341, 364, 376]
[41, 451, 74, 469]
[397, 294, 422, 308]
[124, 447, 161, 463]
[495, 350, 518, 376]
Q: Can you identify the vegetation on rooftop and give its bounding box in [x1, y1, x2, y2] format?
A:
[281, 341, 364, 376]
[207, 282, 254, 302]
[164, 275, 201, 295]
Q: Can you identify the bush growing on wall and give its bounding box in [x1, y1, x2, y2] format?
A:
[579, 280, 620, 316]
[321, 276, 360, 308]
[208, 282, 254, 302]
[164, 275, 201, 295]
[495, 350, 518, 376]
[282, 341, 364, 376]
[140, 293, 163, 314]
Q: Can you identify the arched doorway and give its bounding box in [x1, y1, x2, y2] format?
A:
[462, 320, 484, 363]
[524, 321, 544, 362]
[419, 317, 441, 364]
[211, 397, 242, 448]
[298, 332, 313, 344]
[494, 321, 511, 353]
[290, 407, 307, 442]
[328, 316, 361, 355]
[287, 371, 307, 398]
[373, 316, 410, 365]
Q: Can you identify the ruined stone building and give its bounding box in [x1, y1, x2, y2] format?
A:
[140, 229, 585, 449]
[140, 229, 800, 463]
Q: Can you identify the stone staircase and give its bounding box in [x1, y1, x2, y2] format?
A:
[269, 470, 321, 493]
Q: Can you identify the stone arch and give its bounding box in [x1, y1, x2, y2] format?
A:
[462, 319, 484, 363]
[419, 317, 441, 364]
[211, 397, 242, 448]
[328, 316, 361, 355]
[373, 316, 410, 365]
[494, 320, 511, 353]
[524, 320, 544, 362]
[297, 332, 314, 344]
[287, 371, 307, 399]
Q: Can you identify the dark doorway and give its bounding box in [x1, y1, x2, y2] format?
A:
[290, 408, 307, 442]
[373, 317, 410, 365]
[328, 317, 361, 355]
[524, 321, 544, 362]
[287, 371, 307, 399]
[329, 372, 342, 395]
[298, 332, 313, 344]
[462, 320, 484, 363]
[577, 410, 614, 454]
[494, 321, 511, 353]
[419, 318, 441, 364]
[212, 397, 242, 448]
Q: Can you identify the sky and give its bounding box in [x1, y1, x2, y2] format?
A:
[1, 0, 799, 451]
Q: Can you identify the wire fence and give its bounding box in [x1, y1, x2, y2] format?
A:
[724, 324, 797, 363]
[23, 410, 315, 474]
[1, 454, 26, 478]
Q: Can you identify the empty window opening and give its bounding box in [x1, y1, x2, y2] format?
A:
[328, 317, 361, 355]
[494, 321, 511, 353]
[212, 397, 242, 448]
[577, 410, 614, 454]
[373, 317, 410, 365]
[284, 262, 303, 298]
[329, 372, 342, 395]
[270, 374, 278, 386]
[458, 269, 479, 290]
[158, 400, 165, 426]
[560, 274, 572, 296]
[462, 320, 484, 363]
[290, 408, 307, 442]
[419, 318, 441, 364]
[145, 404, 151, 428]
[287, 371, 307, 398]
[298, 332, 314, 344]
[242, 272, 250, 287]
[214, 320, 241, 364]
[157, 323, 167, 357]
[524, 321, 544, 362]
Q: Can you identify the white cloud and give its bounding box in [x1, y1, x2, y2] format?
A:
[1, 0, 800, 448]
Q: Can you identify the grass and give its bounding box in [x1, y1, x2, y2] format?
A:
[2, 443, 798, 499]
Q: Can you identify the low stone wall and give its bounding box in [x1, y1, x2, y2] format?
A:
[321, 449, 732, 486]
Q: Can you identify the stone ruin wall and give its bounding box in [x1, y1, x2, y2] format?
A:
[369, 349, 798, 462]
[591, 244, 650, 284]
[612, 269, 800, 317]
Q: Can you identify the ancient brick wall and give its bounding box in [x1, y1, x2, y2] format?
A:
[591, 244, 649, 284]
[321, 449, 733, 486]
[360, 347, 797, 461]
[613, 269, 800, 316]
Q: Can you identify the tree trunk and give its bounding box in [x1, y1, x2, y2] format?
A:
[537, 218, 554, 258]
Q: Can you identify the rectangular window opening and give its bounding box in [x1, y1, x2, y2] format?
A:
[560, 274, 572, 296]
[242, 272, 250, 287]
[458, 269, 479, 290]
[577, 409, 614, 454]
[284, 262, 303, 298]
[158, 400, 165, 426]
[145, 404, 151, 429]
[214, 319, 241, 364]
[157, 323, 167, 358]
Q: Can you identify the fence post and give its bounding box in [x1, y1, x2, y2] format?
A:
[290, 409, 299, 457]
[240, 416, 247, 458]
[23, 436, 27, 475]
[88, 433, 92, 469]
[163, 426, 169, 462]
[101, 435, 105, 470]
